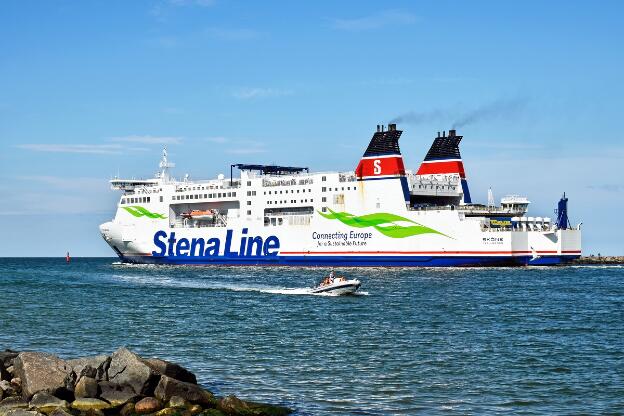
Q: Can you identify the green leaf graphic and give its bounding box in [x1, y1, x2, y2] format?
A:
[319, 208, 448, 239]
[123, 206, 167, 219]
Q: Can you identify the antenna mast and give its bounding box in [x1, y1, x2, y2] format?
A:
[159, 147, 175, 182]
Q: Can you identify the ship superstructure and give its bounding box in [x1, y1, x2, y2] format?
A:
[100, 125, 581, 266]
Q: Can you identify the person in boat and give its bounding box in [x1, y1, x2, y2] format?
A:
[328, 270, 335, 283]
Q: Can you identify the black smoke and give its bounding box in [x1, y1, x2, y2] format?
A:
[389, 97, 528, 129]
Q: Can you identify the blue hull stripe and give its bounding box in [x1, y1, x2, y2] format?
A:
[119, 254, 580, 267]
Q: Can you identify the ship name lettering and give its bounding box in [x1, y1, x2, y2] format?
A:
[152, 230, 280, 258]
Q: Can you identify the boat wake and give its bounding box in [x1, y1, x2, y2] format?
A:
[109, 274, 368, 296]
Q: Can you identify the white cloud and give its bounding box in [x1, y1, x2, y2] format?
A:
[205, 136, 228, 143]
[110, 135, 183, 145]
[586, 184, 624, 192]
[232, 87, 294, 100]
[333, 10, 417, 31]
[16, 176, 105, 191]
[15, 144, 126, 155]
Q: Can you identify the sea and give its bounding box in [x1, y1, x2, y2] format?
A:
[1, 258, 622, 415]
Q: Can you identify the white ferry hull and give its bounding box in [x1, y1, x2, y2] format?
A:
[100, 126, 582, 267]
[99, 219, 581, 267]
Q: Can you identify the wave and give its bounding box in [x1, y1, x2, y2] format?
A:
[109, 274, 368, 297]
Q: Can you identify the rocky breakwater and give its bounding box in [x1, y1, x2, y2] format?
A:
[0, 348, 291, 416]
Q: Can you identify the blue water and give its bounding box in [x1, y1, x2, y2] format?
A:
[1, 258, 622, 415]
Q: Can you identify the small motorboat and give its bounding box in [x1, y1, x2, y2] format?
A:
[311, 276, 361, 295]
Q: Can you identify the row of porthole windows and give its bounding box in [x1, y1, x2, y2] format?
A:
[267, 199, 313, 205]
[173, 192, 236, 201]
[417, 185, 457, 190]
[322, 186, 353, 192]
[181, 185, 224, 191]
[264, 189, 312, 195]
[121, 196, 150, 204]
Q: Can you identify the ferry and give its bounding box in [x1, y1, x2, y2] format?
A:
[99, 125, 582, 266]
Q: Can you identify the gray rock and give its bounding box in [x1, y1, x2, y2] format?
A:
[154, 376, 215, 407]
[3, 410, 44, 416]
[0, 364, 8, 383]
[134, 397, 161, 415]
[0, 397, 28, 416]
[13, 353, 72, 400]
[97, 382, 137, 408]
[66, 356, 108, 382]
[0, 353, 18, 369]
[217, 395, 292, 416]
[118, 403, 134, 416]
[0, 381, 15, 397]
[48, 408, 73, 416]
[144, 358, 197, 385]
[106, 349, 159, 395]
[70, 398, 111, 412]
[187, 404, 203, 415]
[74, 377, 97, 399]
[167, 395, 188, 408]
[29, 393, 68, 415]
[153, 408, 180, 416]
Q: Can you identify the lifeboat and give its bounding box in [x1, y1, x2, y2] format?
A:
[181, 209, 216, 220]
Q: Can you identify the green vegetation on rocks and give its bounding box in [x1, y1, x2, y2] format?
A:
[0, 349, 292, 416]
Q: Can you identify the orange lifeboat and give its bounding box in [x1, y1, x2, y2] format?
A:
[182, 209, 216, 220]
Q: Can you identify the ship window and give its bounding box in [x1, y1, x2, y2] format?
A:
[247, 201, 251, 205]
[322, 187, 326, 192]
[322, 207, 327, 212]
[247, 191, 251, 196]
[322, 176, 326, 181]
[322, 197, 326, 202]
[297, 190, 299, 193]
[247, 181, 251, 186]
[247, 210, 251, 215]
[342, 187, 344, 191]
[232, 192, 236, 197]
[311, 198, 313, 202]
[252, 191, 256, 196]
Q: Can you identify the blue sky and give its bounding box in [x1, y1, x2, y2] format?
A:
[1, 0, 623, 256]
